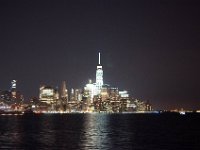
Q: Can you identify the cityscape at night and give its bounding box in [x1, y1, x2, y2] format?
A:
[0, 0, 200, 149]
[0, 1, 200, 111]
[0, 52, 199, 114]
[0, 53, 155, 114]
[1, 52, 199, 114]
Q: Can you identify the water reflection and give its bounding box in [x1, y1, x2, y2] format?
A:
[0, 114, 142, 149]
[0, 114, 200, 149]
[80, 114, 111, 149]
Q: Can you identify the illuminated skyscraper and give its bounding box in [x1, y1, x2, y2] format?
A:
[96, 52, 103, 94]
[70, 88, 75, 101]
[60, 81, 68, 103]
[84, 79, 97, 103]
[11, 80, 17, 99]
[74, 89, 82, 101]
[11, 80, 17, 90]
[39, 85, 58, 104]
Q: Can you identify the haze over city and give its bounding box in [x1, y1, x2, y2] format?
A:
[0, 0, 200, 110]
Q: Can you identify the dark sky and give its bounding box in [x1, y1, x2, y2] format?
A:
[0, 0, 200, 110]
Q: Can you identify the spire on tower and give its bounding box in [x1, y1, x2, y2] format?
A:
[98, 52, 101, 65]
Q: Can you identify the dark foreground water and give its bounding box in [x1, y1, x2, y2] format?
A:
[0, 113, 200, 150]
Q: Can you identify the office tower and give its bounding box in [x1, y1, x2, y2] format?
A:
[11, 80, 17, 89]
[84, 79, 97, 100]
[109, 87, 119, 99]
[39, 85, 57, 104]
[96, 52, 103, 94]
[74, 89, 82, 101]
[60, 81, 68, 103]
[101, 86, 109, 101]
[11, 80, 17, 99]
[70, 88, 75, 101]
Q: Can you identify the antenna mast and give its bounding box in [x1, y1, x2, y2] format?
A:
[99, 52, 101, 65]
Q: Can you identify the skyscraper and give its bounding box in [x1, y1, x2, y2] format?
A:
[70, 88, 75, 101]
[60, 81, 68, 103]
[39, 85, 58, 104]
[11, 80, 17, 99]
[11, 80, 17, 90]
[96, 52, 103, 94]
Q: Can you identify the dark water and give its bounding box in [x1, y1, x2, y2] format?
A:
[0, 113, 200, 150]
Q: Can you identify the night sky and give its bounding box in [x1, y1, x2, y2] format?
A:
[0, 0, 200, 110]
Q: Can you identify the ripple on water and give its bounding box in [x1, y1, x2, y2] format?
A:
[0, 114, 200, 149]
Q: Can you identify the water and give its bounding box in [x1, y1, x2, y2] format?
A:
[0, 113, 200, 150]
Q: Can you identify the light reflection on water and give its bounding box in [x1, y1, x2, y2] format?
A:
[80, 114, 111, 150]
[0, 114, 200, 150]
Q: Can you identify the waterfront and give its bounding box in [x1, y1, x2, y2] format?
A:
[0, 113, 200, 150]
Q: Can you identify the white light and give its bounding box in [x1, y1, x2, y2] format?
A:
[180, 111, 186, 115]
[99, 52, 100, 64]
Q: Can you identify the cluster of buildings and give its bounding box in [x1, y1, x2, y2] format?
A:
[0, 80, 24, 111]
[0, 53, 152, 113]
[33, 53, 152, 113]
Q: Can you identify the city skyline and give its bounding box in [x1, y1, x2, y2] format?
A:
[0, 0, 200, 110]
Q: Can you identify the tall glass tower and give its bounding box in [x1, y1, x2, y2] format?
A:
[96, 52, 103, 94]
